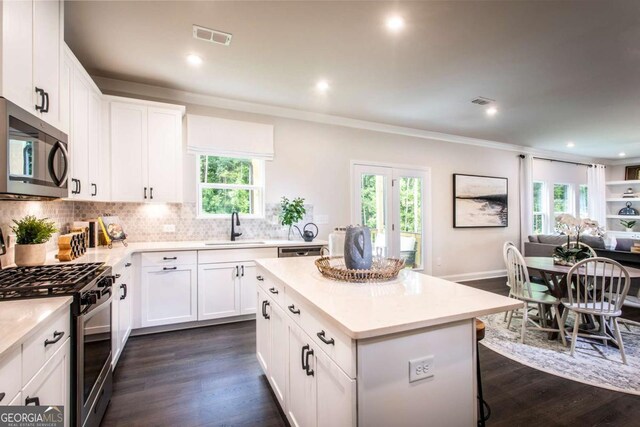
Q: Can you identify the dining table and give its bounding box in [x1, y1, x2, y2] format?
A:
[524, 256, 640, 342]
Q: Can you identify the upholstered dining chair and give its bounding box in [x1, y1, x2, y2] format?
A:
[504, 245, 567, 345]
[561, 257, 630, 364]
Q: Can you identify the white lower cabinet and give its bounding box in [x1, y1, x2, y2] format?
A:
[141, 263, 197, 327]
[112, 257, 133, 367]
[256, 287, 271, 374]
[197, 260, 258, 321]
[268, 302, 288, 408]
[288, 324, 318, 427]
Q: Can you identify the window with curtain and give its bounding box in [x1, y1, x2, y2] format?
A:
[532, 181, 545, 234]
[579, 184, 589, 218]
[553, 183, 573, 228]
[197, 155, 265, 217]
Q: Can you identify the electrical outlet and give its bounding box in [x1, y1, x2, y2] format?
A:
[409, 355, 435, 383]
[162, 224, 176, 233]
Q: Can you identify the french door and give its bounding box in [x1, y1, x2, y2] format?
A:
[352, 163, 430, 272]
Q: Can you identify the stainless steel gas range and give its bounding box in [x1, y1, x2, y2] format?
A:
[0, 263, 114, 427]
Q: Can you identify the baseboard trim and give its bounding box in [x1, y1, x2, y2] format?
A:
[131, 314, 256, 336]
[439, 269, 507, 283]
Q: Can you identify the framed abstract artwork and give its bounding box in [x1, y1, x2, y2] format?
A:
[453, 174, 508, 228]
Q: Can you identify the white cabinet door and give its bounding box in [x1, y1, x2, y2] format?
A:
[110, 102, 147, 202]
[288, 324, 317, 427]
[32, 0, 60, 128]
[88, 91, 103, 199]
[70, 72, 89, 198]
[147, 107, 182, 203]
[269, 302, 287, 408]
[198, 263, 239, 320]
[59, 49, 72, 135]
[1, 0, 34, 113]
[118, 270, 133, 356]
[256, 287, 271, 375]
[315, 348, 356, 427]
[111, 280, 120, 367]
[240, 263, 258, 314]
[140, 265, 197, 327]
[22, 339, 70, 427]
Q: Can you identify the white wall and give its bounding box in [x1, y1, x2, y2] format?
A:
[102, 88, 523, 279]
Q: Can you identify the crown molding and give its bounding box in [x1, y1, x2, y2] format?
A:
[93, 75, 605, 164]
[603, 157, 640, 167]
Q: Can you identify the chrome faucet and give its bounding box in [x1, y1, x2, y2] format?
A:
[230, 212, 242, 241]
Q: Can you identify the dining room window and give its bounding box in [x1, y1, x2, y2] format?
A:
[579, 184, 589, 218]
[532, 181, 545, 234]
[553, 183, 573, 228]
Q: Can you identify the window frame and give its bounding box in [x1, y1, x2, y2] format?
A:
[579, 184, 589, 219]
[532, 181, 546, 235]
[196, 155, 266, 219]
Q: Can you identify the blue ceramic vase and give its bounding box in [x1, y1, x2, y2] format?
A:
[344, 225, 373, 270]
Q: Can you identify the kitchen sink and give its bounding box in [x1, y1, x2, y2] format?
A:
[204, 240, 267, 246]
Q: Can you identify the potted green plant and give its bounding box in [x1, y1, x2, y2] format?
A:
[279, 196, 306, 240]
[620, 219, 636, 233]
[11, 215, 57, 266]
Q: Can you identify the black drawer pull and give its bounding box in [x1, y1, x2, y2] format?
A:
[256, 275, 264, 281]
[305, 348, 315, 376]
[269, 287, 279, 295]
[262, 300, 270, 319]
[163, 266, 177, 271]
[115, 273, 121, 279]
[44, 331, 64, 347]
[25, 396, 40, 406]
[301, 344, 309, 371]
[125, 262, 132, 267]
[163, 256, 177, 260]
[0, 392, 5, 402]
[288, 305, 300, 315]
[120, 283, 128, 300]
[317, 330, 335, 345]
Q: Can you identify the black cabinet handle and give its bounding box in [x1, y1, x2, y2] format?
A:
[43, 91, 49, 113]
[163, 266, 177, 271]
[305, 348, 314, 376]
[144, 187, 147, 199]
[288, 304, 300, 315]
[78, 179, 82, 194]
[120, 283, 127, 300]
[269, 287, 279, 295]
[44, 331, 64, 347]
[91, 183, 97, 196]
[257, 276, 264, 281]
[125, 262, 132, 267]
[34, 87, 45, 112]
[150, 187, 154, 199]
[0, 392, 5, 402]
[241, 265, 245, 277]
[163, 256, 177, 260]
[235, 266, 239, 277]
[25, 396, 40, 406]
[317, 330, 335, 345]
[115, 273, 121, 279]
[301, 344, 309, 371]
[262, 300, 270, 319]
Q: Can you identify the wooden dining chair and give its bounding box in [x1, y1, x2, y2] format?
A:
[561, 257, 631, 364]
[504, 245, 567, 345]
[619, 285, 640, 333]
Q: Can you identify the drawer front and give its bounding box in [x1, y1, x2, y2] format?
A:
[22, 310, 71, 386]
[198, 247, 277, 264]
[113, 255, 133, 278]
[0, 347, 21, 406]
[285, 291, 355, 378]
[141, 250, 197, 267]
[256, 268, 285, 308]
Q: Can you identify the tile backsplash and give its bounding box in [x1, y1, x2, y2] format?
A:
[0, 200, 313, 249]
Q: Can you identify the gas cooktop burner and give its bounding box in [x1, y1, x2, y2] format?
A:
[0, 262, 105, 300]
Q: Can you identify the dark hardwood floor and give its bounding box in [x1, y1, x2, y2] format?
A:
[102, 277, 640, 427]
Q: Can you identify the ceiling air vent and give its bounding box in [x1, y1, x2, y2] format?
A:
[471, 97, 494, 106]
[193, 25, 232, 46]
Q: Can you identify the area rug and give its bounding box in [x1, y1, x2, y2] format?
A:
[480, 312, 640, 395]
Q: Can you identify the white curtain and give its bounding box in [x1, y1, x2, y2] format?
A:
[519, 154, 534, 252]
[588, 164, 607, 228]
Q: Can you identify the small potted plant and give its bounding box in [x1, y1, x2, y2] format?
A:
[280, 196, 306, 240]
[11, 215, 57, 266]
[620, 219, 636, 233]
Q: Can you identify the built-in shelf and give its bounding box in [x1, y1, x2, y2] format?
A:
[607, 198, 640, 202]
[606, 180, 640, 186]
[607, 215, 640, 220]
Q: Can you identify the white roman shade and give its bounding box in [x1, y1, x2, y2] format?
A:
[187, 114, 274, 160]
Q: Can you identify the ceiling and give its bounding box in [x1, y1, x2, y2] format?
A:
[65, 1, 640, 160]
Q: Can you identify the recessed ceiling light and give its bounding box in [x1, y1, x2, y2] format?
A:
[315, 80, 330, 92]
[486, 106, 498, 116]
[619, 152, 627, 157]
[385, 15, 405, 32]
[186, 54, 203, 66]
[567, 142, 575, 148]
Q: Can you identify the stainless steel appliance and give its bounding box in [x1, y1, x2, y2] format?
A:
[278, 246, 324, 257]
[0, 263, 114, 427]
[0, 97, 69, 199]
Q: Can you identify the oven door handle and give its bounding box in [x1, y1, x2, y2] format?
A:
[80, 294, 113, 321]
[47, 141, 69, 187]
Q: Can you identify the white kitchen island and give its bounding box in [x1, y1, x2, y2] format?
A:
[255, 257, 522, 427]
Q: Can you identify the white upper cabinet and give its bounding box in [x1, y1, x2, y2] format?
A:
[0, 0, 64, 130]
[107, 97, 184, 203]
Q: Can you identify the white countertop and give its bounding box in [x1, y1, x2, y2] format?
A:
[0, 297, 72, 361]
[45, 239, 327, 267]
[256, 257, 522, 339]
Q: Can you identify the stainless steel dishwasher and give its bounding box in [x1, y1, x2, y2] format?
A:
[278, 246, 324, 257]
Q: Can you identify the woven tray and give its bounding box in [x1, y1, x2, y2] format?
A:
[315, 256, 405, 283]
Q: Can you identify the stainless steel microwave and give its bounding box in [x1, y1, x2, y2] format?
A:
[0, 97, 69, 199]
